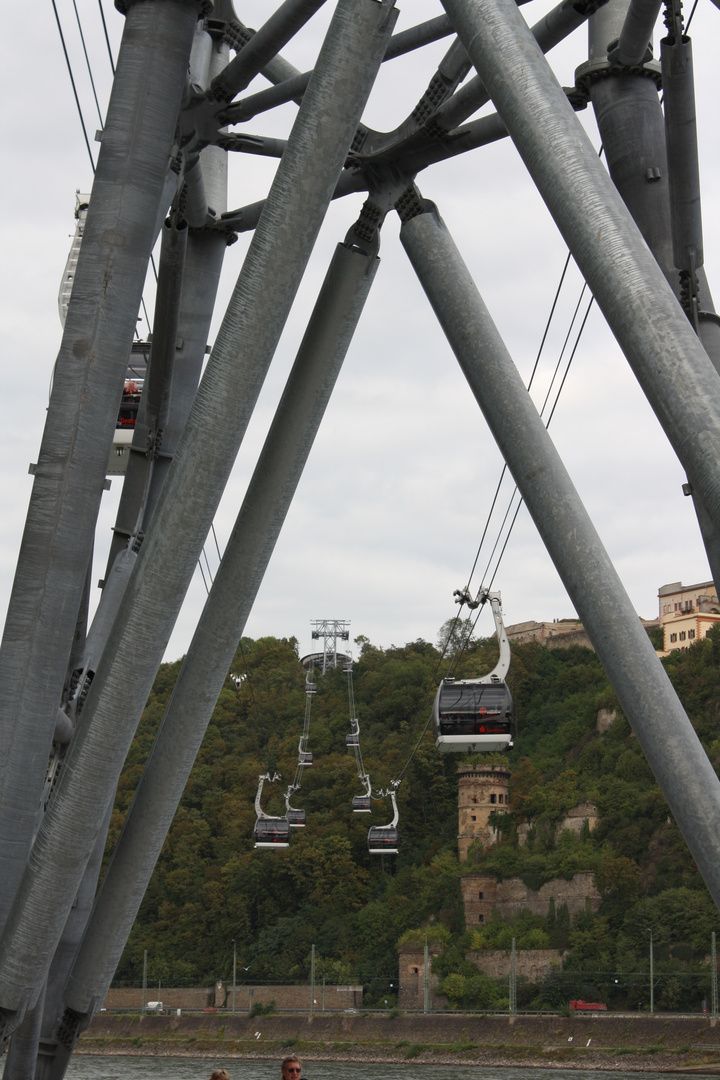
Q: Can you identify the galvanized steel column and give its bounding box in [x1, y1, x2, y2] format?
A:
[441, 0, 720, 536]
[63, 238, 379, 1025]
[0, 0, 396, 1037]
[401, 203, 720, 913]
[585, 0, 720, 587]
[0, 0, 202, 940]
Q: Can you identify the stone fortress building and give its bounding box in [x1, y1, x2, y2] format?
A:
[458, 761, 601, 932]
[457, 756, 601, 931]
[503, 579, 720, 656]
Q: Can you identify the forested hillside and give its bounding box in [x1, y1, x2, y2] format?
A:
[106, 626, 720, 1010]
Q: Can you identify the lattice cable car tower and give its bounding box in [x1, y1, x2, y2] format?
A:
[309, 619, 351, 674]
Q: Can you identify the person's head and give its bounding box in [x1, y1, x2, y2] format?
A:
[210, 1071, 230, 1080]
[281, 1055, 302, 1080]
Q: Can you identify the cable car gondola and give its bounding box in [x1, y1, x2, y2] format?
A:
[254, 773, 290, 850]
[285, 787, 306, 828]
[298, 751, 313, 766]
[353, 773, 372, 813]
[368, 789, 399, 855]
[346, 717, 360, 748]
[433, 590, 514, 753]
[254, 817, 290, 848]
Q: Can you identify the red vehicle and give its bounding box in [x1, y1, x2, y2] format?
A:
[570, 1000, 607, 1011]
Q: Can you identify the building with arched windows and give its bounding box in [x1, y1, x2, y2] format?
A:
[457, 764, 511, 862]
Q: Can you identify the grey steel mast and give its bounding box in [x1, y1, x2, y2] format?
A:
[400, 198, 720, 912]
[1, 0, 720, 1076]
[584, 0, 720, 592]
[0, 0, 204, 951]
[59, 224, 379, 1059]
[0, 0, 396, 1042]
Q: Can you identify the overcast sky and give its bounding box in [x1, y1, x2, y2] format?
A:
[1, 0, 719, 665]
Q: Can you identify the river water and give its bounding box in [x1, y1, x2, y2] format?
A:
[2, 1061, 718, 1080]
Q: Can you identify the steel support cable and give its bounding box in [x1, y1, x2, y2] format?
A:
[60, 0, 158, 341]
[383, 606, 478, 788]
[460, 149, 605, 608]
[462, 250, 574, 601]
[236, 640, 263, 736]
[544, 298, 594, 428]
[188, 531, 279, 766]
[346, 665, 368, 782]
[211, 522, 223, 563]
[98, 0, 116, 74]
[397, 262, 589, 753]
[51, 0, 96, 173]
[537, 284, 590, 417]
[391, 283, 595, 785]
[478, 288, 593, 590]
[294, 691, 314, 791]
[72, 0, 104, 128]
[481, 293, 595, 596]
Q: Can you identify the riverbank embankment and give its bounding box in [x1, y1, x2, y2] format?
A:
[80, 1012, 720, 1071]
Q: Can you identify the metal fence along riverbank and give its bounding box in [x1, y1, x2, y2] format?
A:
[42, 1012, 720, 1073]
